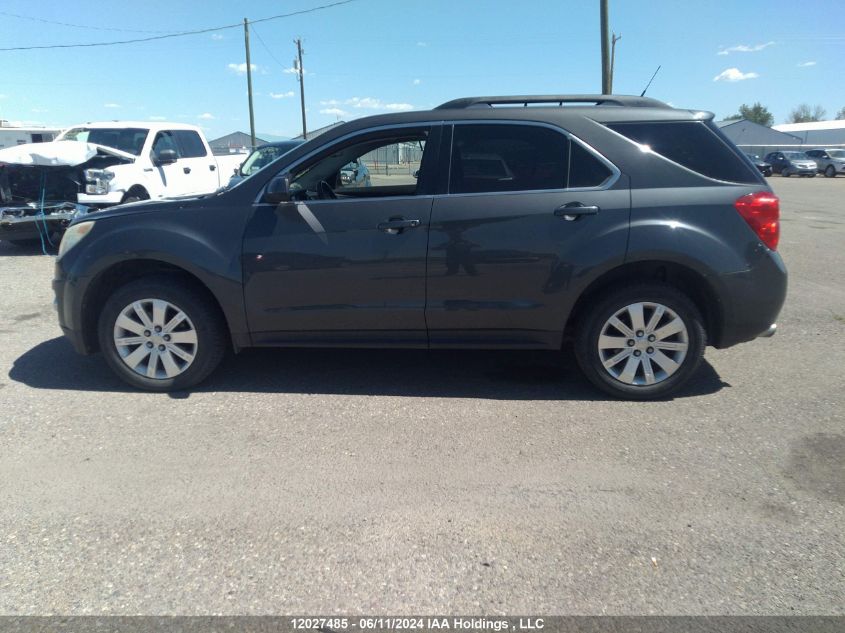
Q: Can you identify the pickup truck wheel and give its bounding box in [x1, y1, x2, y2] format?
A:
[781, 169, 790, 177]
[825, 165, 837, 178]
[97, 276, 227, 392]
[121, 188, 149, 204]
[574, 284, 706, 400]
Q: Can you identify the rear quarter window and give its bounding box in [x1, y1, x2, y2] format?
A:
[607, 121, 759, 184]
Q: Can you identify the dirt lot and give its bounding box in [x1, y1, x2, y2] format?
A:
[0, 177, 843, 614]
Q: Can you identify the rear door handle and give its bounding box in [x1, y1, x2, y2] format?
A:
[554, 203, 600, 221]
[183, 166, 192, 174]
[378, 218, 421, 233]
[209, 164, 216, 171]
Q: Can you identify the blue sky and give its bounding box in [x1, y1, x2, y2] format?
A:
[1, 0, 843, 140]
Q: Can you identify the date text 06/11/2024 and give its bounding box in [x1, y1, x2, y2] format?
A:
[289, 618, 546, 631]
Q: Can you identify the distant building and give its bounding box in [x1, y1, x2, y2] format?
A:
[716, 119, 803, 157]
[293, 121, 345, 141]
[0, 122, 60, 149]
[772, 120, 845, 147]
[208, 131, 268, 155]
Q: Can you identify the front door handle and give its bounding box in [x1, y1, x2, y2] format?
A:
[209, 164, 216, 171]
[183, 166, 192, 174]
[378, 217, 421, 234]
[554, 202, 600, 221]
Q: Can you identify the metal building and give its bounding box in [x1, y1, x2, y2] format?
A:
[716, 119, 803, 157]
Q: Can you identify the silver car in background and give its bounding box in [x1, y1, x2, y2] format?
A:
[804, 148, 845, 178]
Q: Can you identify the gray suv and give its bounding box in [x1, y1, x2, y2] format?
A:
[804, 148, 845, 178]
[53, 94, 786, 399]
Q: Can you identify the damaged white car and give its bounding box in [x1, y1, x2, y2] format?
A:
[0, 122, 244, 246]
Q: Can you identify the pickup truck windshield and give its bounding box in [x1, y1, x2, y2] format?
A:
[60, 128, 149, 156]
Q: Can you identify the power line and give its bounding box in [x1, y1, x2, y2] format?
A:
[0, 10, 173, 33]
[0, 0, 357, 52]
[250, 24, 289, 71]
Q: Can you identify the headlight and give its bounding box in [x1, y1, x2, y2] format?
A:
[84, 169, 114, 194]
[58, 221, 94, 259]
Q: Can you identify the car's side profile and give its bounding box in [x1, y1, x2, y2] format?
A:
[54, 95, 787, 399]
[804, 148, 845, 178]
[763, 150, 818, 177]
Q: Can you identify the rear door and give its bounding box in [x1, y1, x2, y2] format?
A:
[426, 122, 630, 349]
[172, 130, 220, 194]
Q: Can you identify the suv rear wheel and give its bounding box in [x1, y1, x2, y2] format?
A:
[97, 276, 227, 391]
[575, 284, 706, 400]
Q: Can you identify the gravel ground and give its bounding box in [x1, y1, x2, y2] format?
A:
[0, 176, 843, 614]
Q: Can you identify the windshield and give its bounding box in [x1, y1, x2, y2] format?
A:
[827, 149, 845, 159]
[783, 151, 809, 160]
[240, 142, 302, 176]
[60, 127, 148, 155]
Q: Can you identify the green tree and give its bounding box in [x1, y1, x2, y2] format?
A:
[788, 104, 827, 123]
[836, 107, 845, 120]
[728, 102, 774, 127]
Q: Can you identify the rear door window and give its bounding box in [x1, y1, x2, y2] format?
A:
[173, 130, 208, 158]
[607, 121, 759, 183]
[449, 124, 569, 194]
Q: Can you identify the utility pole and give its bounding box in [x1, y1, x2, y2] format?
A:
[610, 32, 621, 93]
[244, 18, 256, 149]
[600, 0, 610, 94]
[295, 38, 307, 140]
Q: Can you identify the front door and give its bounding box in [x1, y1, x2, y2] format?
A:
[242, 124, 441, 347]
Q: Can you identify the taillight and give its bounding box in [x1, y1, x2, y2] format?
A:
[734, 191, 780, 250]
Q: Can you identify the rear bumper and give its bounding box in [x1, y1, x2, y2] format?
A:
[713, 248, 787, 348]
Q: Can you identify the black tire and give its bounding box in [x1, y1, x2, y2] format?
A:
[574, 283, 706, 400]
[825, 165, 836, 178]
[782, 169, 790, 177]
[97, 275, 228, 391]
[121, 188, 149, 204]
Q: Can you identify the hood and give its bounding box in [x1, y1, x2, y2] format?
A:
[0, 140, 136, 166]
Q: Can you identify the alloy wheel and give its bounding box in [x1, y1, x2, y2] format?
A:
[597, 302, 689, 386]
[112, 298, 198, 379]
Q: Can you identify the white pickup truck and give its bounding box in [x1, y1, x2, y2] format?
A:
[0, 121, 245, 245]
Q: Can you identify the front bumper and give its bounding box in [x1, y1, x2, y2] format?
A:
[0, 203, 91, 241]
[77, 191, 125, 206]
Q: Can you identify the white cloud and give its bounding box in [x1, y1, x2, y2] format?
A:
[416, 41, 427, 47]
[283, 65, 308, 75]
[717, 41, 774, 55]
[104, 103, 121, 108]
[270, 91, 295, 99]
[412, 78, 421, 86]
[713, 67, 759, 82]
[344, 97, 414, 111]
[797, 60, 817, 67]
[149, 115, 167, 121]
[211, 33, 224, 41]
[0, 94, 8, 99]
[198, 112, 215, 120]
[320, 107, 347, 116]
[227, 62, 258, 75]
[320, 99, 341, 106]
[31, 107, 48, 113]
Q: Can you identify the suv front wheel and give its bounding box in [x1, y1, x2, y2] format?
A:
[575, 284, 706, 400]
[97, 276, 227, 391]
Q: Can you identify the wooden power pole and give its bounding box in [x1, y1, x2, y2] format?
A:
[600, 0, 610, 94]
[610, 32, 621, 93]
[295, 38, 307, 140]
[244, 18, 256, 148]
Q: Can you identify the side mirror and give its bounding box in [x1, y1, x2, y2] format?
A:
[154, 149, 177, 165]
[264, 174, 291, 204]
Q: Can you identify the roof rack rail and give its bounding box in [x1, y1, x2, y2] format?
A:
[434, 94, 671, 110]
